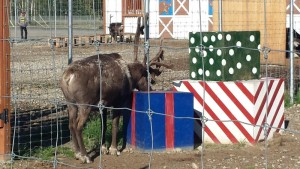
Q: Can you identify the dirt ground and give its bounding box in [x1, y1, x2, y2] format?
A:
[3, 27, 300, 169]
[5, 105, 300, 169]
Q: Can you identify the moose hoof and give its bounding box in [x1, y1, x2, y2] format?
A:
[101, 145, 109, 155]
[109, 147, 120, 156]
[79, 155, 92, 164]
[75, 152, 81, 160]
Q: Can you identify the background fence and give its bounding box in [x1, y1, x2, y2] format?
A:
[1, 0, 300, 168]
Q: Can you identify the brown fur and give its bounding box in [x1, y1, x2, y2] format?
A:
[60, 53, 151, 163]
[109, 23, 124, 42]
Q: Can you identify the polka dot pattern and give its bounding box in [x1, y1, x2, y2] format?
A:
[189, 31, 260, 81]
[217, 49, 222, 56]
[211, 35, 216, 42]
[216, 70, 221, 76]
[226, 34, 231, 41]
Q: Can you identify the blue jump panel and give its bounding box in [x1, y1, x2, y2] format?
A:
[126, 91, 194, 151]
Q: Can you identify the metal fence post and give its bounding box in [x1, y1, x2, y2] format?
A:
[290, 0, 294, 104]
[218, 0, 222, 31]
[68, 0, 73, 64]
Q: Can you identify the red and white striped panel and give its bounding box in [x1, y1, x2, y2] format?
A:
[173, 78, 285, 144]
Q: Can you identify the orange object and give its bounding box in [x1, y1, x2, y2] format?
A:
[0, 0, 11, 161]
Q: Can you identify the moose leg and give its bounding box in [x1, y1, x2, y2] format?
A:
[100, 108, 109, 154]
[76, 106, 92, 163]
[68, 105, 81, 158]
[109, 110, 121, 155]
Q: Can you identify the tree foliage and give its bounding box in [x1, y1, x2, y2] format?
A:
[11, 0, 103, 16]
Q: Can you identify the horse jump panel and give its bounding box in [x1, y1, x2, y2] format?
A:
[173, 78, 285, 144]
[126, 91, 194, 151]
[189, 31, 260, 81]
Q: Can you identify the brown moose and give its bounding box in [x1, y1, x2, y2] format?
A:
[109, 22, 124, 42]
[60, 53, 146, 163]
[60, 50, 172, 163]
[60, 16, 172, 163]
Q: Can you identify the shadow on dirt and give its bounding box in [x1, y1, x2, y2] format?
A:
[10, 105, 70, 155]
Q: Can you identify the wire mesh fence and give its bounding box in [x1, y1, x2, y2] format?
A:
[1, 0, 300, 169]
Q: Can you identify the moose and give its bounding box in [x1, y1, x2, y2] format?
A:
[286, 28, 300, 58]
[60, 43, 172, 163]
[109, 22, 124, 42]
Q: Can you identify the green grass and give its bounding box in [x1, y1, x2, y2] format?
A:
[285, 92, 293, 108]
[20, 112, 124, 161]
[27, 146, 74, 161]
[82, 112, 124, 150]
[294, 90, 300, 104]
[83, 115, 102, 150]
[237, 140, 247, 148]
[285, 91, 300, 108]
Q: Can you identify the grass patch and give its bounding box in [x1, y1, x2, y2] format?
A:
[83, 115, 102, 150]
[285, 91, 300, 108]
[83, 112, 124, 150]
[237, 140, 247, 148]
[26, 146, 74, 161]
[285, 92, 293, 108]
[14, 111, 125, 160]
[294, 90, 300, 104]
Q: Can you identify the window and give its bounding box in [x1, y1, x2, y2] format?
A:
[124, 0, 143, 16]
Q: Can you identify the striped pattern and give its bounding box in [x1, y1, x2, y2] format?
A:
[173, 78, 285, 144]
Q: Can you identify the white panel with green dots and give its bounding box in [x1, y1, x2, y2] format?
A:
[189, 31, 260, 81]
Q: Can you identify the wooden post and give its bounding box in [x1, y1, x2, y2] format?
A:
[134, 17, 141, 62]
[103, 0, 107, 35]
[0, 0, 11, 161]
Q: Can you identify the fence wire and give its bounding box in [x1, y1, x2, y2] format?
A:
[1, 0, 300, 169]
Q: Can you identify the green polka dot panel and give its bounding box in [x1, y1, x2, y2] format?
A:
[189, 31, 260, 81]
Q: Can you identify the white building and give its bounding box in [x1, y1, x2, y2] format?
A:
[103, 0, 211, 39]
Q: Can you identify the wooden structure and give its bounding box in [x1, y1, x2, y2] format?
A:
[48, 33, 136, 48]
[103, 0, 209, 39]
[213, 0, 286, 65]
[103, 0, 288, 65]
[286, 0, 300, 32]
[0, 0, 11, 161]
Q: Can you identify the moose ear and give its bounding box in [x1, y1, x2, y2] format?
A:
[149, 67, 162, 76]
[140, 25, 145, 35]
[148, 67, 162, 84]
